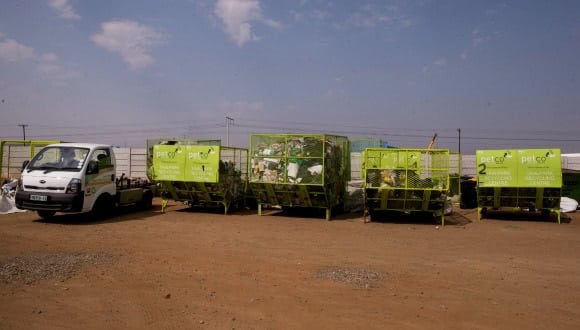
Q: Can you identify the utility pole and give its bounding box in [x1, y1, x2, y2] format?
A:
[457, 128, 461, 153]
[225, 116, 234, 146]
[18, 124, 28, 145]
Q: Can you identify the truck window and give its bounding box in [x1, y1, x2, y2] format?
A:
[28, 146, 88, 171]
[92, 149, 113, 169]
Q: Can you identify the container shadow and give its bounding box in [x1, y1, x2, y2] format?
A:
[33, 204, 162, 225]
[260, 206, 362, 221]
[480, 210, 572, 224]
[367, 210, 471, 226]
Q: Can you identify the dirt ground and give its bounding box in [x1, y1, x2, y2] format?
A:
[1, 200, 579, 330]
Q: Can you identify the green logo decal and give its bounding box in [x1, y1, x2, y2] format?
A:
[476, 149, 561, 187]
[152, 145, 220, 183]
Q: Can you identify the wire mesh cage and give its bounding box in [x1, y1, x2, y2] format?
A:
[362, 148, 450, 224]
[248, 133, 350, 220]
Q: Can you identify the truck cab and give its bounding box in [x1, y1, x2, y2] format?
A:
[16, 143, 153, 219]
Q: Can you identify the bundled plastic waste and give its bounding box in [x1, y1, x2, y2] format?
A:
[251, 136, 341, 185]
[1, 178, 26, 214]
[249, 134, 350, 219]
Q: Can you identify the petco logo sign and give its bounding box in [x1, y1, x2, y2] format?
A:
[480, 151, 512, 164]
[521, 151, 555, 164]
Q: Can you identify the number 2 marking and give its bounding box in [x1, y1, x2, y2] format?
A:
[478, 163, 487, 175]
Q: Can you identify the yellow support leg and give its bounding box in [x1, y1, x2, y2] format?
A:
[161, 198, 168, 213]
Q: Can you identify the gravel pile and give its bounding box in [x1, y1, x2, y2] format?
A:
[317, 266, 385, 288]
[0, 252, 115, 285]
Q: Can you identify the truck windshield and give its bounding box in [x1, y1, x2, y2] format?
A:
[27, 147, 90, 172]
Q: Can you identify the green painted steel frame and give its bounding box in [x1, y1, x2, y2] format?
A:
[475, 149, 562, 223]
[248, 133, 350, 220]
[362, 148, 451, 225]
[155, 145, 248, 215]
[476, 187, 562, 223]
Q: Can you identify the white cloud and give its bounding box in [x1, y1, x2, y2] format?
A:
[310, 9, 330, 22]
[291, 0, 334, 24]
[471, 28, 491, 48]
[461, 27, 492, 60]
[433, 58, 447, 66]
[0, 38, 35, 62]
[36, 53, 79, 80]
[422, 57, 447, 73]
[0, 36, 78, 80]
[291, 7, 330, 24]
[48, 0, 81, 20]
[214, 0, 281, 47]
[91, 20, 163, 71]
[350, 4, 412, 29]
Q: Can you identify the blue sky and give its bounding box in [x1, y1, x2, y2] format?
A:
[1, 0, 579, 153]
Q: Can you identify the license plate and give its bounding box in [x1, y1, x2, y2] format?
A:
[30, 195, 48, 202]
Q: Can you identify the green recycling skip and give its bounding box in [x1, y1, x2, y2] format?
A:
[476, 149, 561, 188]
[153, 145, 220, 183]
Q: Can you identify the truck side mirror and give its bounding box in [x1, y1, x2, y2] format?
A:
[87, 161, 99, 174]
[21, 160, 29, 171]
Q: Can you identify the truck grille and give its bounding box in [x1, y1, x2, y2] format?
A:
[24, 185, 66, 191]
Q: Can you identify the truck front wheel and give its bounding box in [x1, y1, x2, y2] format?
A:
[92, 194, 114, 219]
[38, 210, 56, 219]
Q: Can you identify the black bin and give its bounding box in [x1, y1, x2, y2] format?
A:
[460, 177, 477, 209]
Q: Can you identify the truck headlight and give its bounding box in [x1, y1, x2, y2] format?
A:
[66, 178, 82, 194]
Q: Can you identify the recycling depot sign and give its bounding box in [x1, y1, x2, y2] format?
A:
[476, 149, 561, 188]
[364, 149, 421, 169]
[153, 145, 220, 183]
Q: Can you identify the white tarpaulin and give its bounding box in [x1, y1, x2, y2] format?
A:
[560, 197, 578, 213]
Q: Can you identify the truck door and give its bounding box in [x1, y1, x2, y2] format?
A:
[83, 148, 116, 211]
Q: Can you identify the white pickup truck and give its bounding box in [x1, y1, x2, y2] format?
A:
[15, 143, 155, 219]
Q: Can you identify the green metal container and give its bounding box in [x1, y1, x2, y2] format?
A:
[148, 138, 247, 214]
[362, 148, 450, 225]
[248, 133, 350, 220]
[475, 149, 562, 223]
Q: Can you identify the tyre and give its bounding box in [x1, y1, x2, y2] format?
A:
[92, 194, 114, 219]
[37, 210, 56, 219]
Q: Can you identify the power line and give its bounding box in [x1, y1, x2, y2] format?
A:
[2, 119, 579, 153]
[3, 118, 580, 140]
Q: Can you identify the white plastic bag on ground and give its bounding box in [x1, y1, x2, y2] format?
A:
[1, 179, 27, 215]
[560, 197, 578, 213]
[0, 195, 26, 214]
